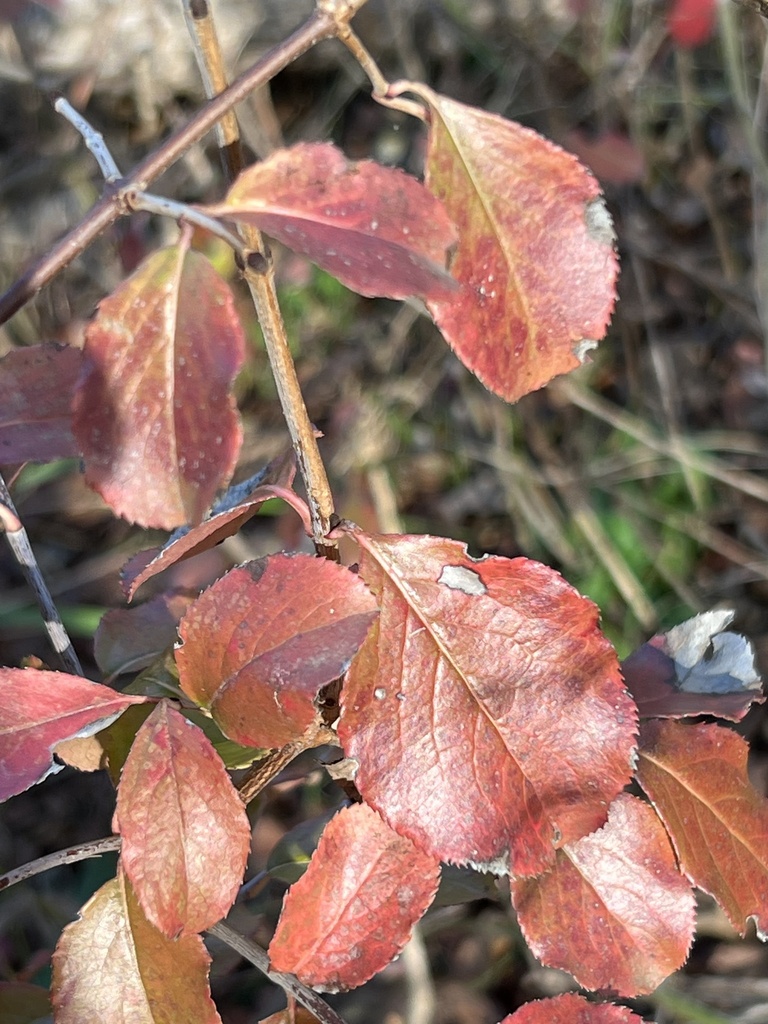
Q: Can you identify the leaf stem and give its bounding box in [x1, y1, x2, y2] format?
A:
[208, 921, 349, 1024]
[0, 836, 121, 892]
[0, 9, 338, 325]
[125, 190, 245, 251]
[0, 472, 83, 676]
[181, 0, 338, 556]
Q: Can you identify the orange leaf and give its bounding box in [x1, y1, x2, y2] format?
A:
[114, 702, 251, 937]
[72, 236, 244, 529]
[403, 86, 618, 404]
[177, 553, 378, 747]
[205, 142, 458, 302]
[269, 802, 440, 991]
[636, 719, 768, 938]
[511, 794, 695, 996]
[52, 871, 222, 1024]
[337, 530, 636, 877]
[501, 992, 647, 1023]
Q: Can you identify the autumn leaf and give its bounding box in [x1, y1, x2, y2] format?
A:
[51, 871, 222, 1024]
[621, 609, 763, 721]
[204, 142, 458, 302]
[94, 591, 195, 677]
[636, 719, 768, 939]
[121, 452, 297, 600]
[114, 702, 251, 937]
[176, 553, 378, 748]
[0, 344, 82, 463]
[511, 794, 695, 996]
[337, 530, 636, 877]
[269, 802, 440, 991]
[72, 235, 244, 530]
[0, 668, 147, 801]
[501, 992, 647, 1024]
[398, 85, 618, 404]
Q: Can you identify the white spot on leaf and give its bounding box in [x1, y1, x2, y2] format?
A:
[439, 564, 487, 596]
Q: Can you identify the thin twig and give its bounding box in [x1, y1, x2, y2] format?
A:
[54, 96, 121, 181]
[0, 836, 121, 892]
[208, 921, 349, 1024]
[181, 0, 338, 557]
[0, 472, 83, 675]
[127, 190, 245, 250]
[0, 9, 339, 325]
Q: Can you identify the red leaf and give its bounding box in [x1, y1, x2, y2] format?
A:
[94, 591, 195, 676]
[511, 794, 695, 996]
[72, 237, 244, 529]
[621, 610, 764, 722]
[636, 719, 768, 938]
[205, 142, 458, 302]
[668, 0, 716, 48]
[0, 668, 147, 801]
[114, 702, 250, 937]
[0, 344, 82, 463]
[52, 871, 222, 1024]
[404, 86, 618, 404]
[337, 530, 636, 876]
[120, 452, 297, 600]
[268, 802, 440, 991]
[501, 992, 647, 1023]
[177, 553, 378, 748]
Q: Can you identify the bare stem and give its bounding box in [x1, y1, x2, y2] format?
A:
[208, 921, 349, 1024]
[0, 472, 83, 675]
[0, 9, 338, 325]
[181, 0, 337, 556]
[54, 96, 121, 181]
[0, 836, 121, 892]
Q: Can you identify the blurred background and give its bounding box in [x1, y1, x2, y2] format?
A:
[1, 0, 768, 1021]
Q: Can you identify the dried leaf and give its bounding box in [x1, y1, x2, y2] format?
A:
[52, 872, 222, 1024]
[636, 719, 768, 938]
[114, 702, 251, 937]
[511, 794, 695, 996]
[0, 668, 146, 801]
[404, 86, 618, 404]
[337, 530, 636, 876]
[621, 610, 763, 721]
[205, 142, 458, 301]
[268, 802, 440, 992]
[0, 344, 82, 463]
[72, 237, 244, 529]
[176, 553, 378, 748]
[120, 452, 297, 600]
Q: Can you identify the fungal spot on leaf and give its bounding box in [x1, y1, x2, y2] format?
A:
[572, 337, 597, 364]
[438, 564, 487, 596]
[584, 196, 615, 247]
[374, 687, 387, 700]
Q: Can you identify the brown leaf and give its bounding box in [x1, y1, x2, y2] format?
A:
[52, 871, 222, 1024]
[403, 86, 618, 404]
[72, 237, 244, 529]
[269, 802, 440, 992]
[114, 702, 251, 937]
[337, 530, 636, 877]
[636, 719, 768, 938]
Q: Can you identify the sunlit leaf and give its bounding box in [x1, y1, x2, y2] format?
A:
[636, 719, 768, 939]
[400, 85, 618, 404]
[0, 668, 146, 801]
[72, 236, 244, 529]
[176, 553, 378, 748]
[114, 702, 250, 937]
[120, 452, 297, 600]
[511, 794, 695, 996]
[0, 344, 81, 463]
[51, 872, 222, 1024]
[268, 802, 440, 992]
[337, 529, 636, 876]
[501, 992, 647, 1023]
[621, 610, 763, 721]
[205, 142, 458, 302]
